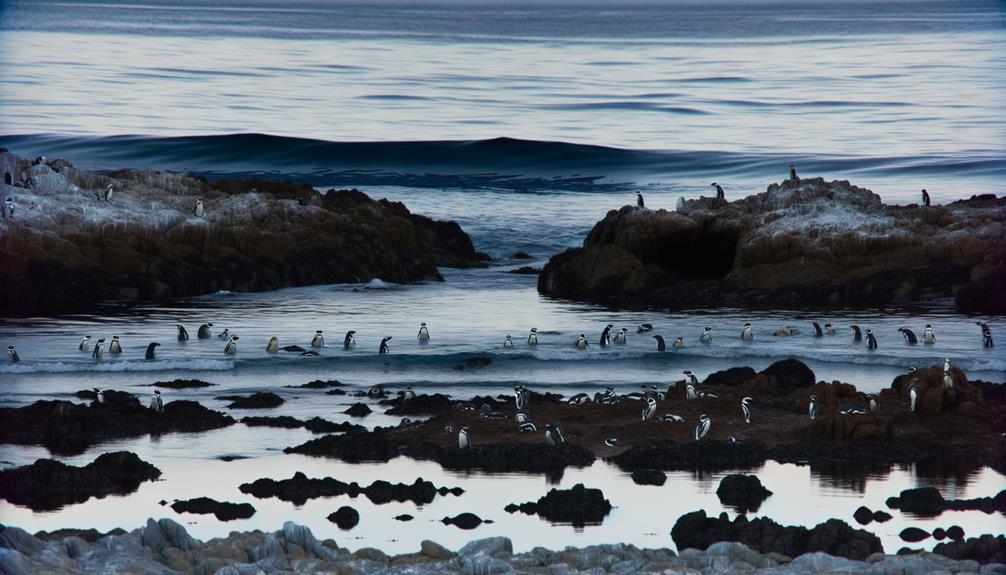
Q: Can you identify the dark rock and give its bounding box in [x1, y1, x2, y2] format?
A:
[900, 527, 931, 543]
[454, 357, 492, 370]
[343, 403, 372, 417]
[512, 251, 533, 259]
[325, 389, 347, 396]
[242, 416, 302, 429]
[221, 392, 284, 410]
[33, 528, 127, 542]
[240, 416, 362, 434]
[804, 413, 893, 442]
[703, 367, 756, 387]
[630, 468, 666, 486]
[152, 379, 215, 389]
[302, 418, 363, 434]
[506, 484, 612, 527]
[170, 497, 255, 521]
[759, 359, 815, 390]
[381, 393, 453, 416]
[394, 514, 413, 522]
[933, 534, 1005, 564]
[947, 526, 965, 541]
[328, 506, 359, 530]
[217, 455, 248, 462]
[281, 345, 306, 353]
[0, 452, 160, 511]
[239, 472, 460, 506]
[885, 487, 1006, 517]
[715, 474, 772, 513]
[508, 266, 541, 275]
[872, 510, 892, 523]
[441, 513, 483, 530]
[933, 527, 947, 541]
[671, 509, 883, 561]
[853, 506, 874, 525]
[287, 380, 344, 389]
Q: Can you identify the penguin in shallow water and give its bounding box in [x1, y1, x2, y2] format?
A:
[699, 327, 712, 344]
[417, 322, 430, 344]
[641, 397, 658, 421]
[671, 336, 684, 348]
[109, 336, 122, 354]
[92, 338, 105, 359]
[343, 330, 356, 350]
[741, 396, 756, 424]
[503, 335, 513, 348]
[217, 328, 231, 340]
[379, 336, 392, 354]
[195, 198, 204, 217]
[224, 335, 239, 354]
[79, 335, 92, 351]
[637, 323, 653, 334]
[574, 334, 589, 349]
[850, 325, 862, 342]
[922, 324, 935, 344]
[694, 414, 711, 441]
[808, 395, 818, 420]
[636, 191, 645, 208]
[825, 323, 837, 336]
[7, 345, 19, 362]
[177, 325, 189, 341]
[145, 342, 160, 360]
[653, 335, 665, 351]
[921, 188, 931, 206]
[866, 329, 878, 350]
[527, 328, 539, 346]
[458, 426, 471, 449]
[613, 328, 628, 345]
[150, 390, 163, 412]
[197, 323, 213, 339]
[266, 337, 279, 353]
[740, 322, 753, 341]
[812, 322, 823, 337]
[599, 324, 613, 347]
[980, 323, 994, 348]
[711, 182, 725, 200]
[311, 330, 325, 348]
[898, 328, 918, 345]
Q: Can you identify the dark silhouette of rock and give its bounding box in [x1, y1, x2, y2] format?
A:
[0, 452, 161, 511]
[32, 528, 127, 542]
[171, 498, 255, 521]
[441, 513, 483, 530]
[394, 514, 413, 522]
[152, 379, 215, 389]
[947, 526, 966, 541]
[671, 509, 883, 561]
[703, 367, 756, 387]
[343, 403, 372, 417]
[886, 487, 1006, 517]
[505, 484, 612, 527]
[630, 468, 666, 486]
[933, 527, 947, 541]
[759, 359, 816, 390]
[240, 416, 362, 434]
[715, 474, 772, 513]
[328, 506, 359, 530]
[241, 416, 302, 429]
[220, 392, 284, 410]
[287, 380, 344, 389]
[900, 527, 930, 543]
[239, 472, 461, 506]
[853, 506, 874, 525]
[508, 266, 541, 275]
[512, 251, 533, 259]
[891, 367, 987, 416]
[873, 510, 892, 523]
[325, 388, 347, 396]
[381, 393, 453, 416]
[933, 534, 1005, 564]
[805, 413, 893, 442]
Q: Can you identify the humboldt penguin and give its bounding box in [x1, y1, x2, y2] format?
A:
[266, 337, 279, 353]
[599, 324, 613, 347]
[6, 345, 19, 362]
[671, 336, 684, 348]
[808, 395, 818, 419]
[711, 182, 725, 200]
[197, 323, 213, 339]
[1, 197, 14, 219]
[898, 328, 918, 345]
[637, 323, 654, 333]
[311, 330, 325, 348]
[812, 322, 823, 337]
[145, 342, 160, 360]
[789, 165, 798, 180]
[740, 322, 753, 341]
[92, 338, 105, 359]
[636, 191, 644, 208]
[850, 325, 862, 342]
[379, 336, 392, 354]
[613, 328, 628, 345]
[574, 334, 589, 349]
[458, 426, 471, 449]
[653, 335, 666, 351]
[224, 335, 239, 354]
[641, 397, 657, 421]
[699, 327, 712, 343]
[693, 414, 711, 441]
[343, 330, 356, 350]
[921, 188, 930, 206]
[177, 325, 189, 341]
[417, 322, 430, 344]
[150, 390, 163, 412]
[527, 328, 539, 346]
[79, 335, 92, 351]
[104, 184, 114, 202]
[503, 335, 513, 348]
[922, 324, 935, 344]
[866, 329, 878, 350]
[741, 396, 756, 424]
[109, 336, 122, 354]
[195, 198, 204, 217]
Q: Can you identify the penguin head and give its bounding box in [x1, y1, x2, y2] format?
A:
[231, 335, 240, 341]
[699, 414, 709, 422]
[461, 426, 469, 432]
[112, 336, 119, 340]
[154, 390, 161, 395]
[7, 345, 14, 351]
[421, 322, 426, 327]
[316, 330, 323, 334]
[150, 342, 160, 347]
[742, 396, 753, 405]
[744, 322, 751, 327]
[97, 338, 105, 342]
[530, 328, 537, 333]
[646, 397, 656, 406]
[809, 395, 817, 402]
[347, 330, 356, 335]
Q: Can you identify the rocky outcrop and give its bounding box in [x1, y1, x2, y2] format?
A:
[933, 534, 1006, 565]
[170, 498, 255, 521]
[539, 177, 1005, 313]
[0, 152, 488, 316]
[715, 474, 773, 513]
[327, 506, 359, 530]
[0, 452, 160, 511]
[891, 367, 986, 416]
[151, 379, 214, 389]
[441, 513, 486, 530]
[240, 416, 363, 434]
[886, 487, 1006, 517]
[219, 392, 284, 409]
[239, 472, 462, 506]
[504, 484, 612, 526]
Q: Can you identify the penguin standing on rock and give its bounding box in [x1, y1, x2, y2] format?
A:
[636, 191, 645, 208]
[103, 184, 114, 202]
[923, 324, 936, 344]
[2, 197, 15, 219]
[195, 198, 204, 217]
[6, 345, 19, 362]
[93, 388, 104, 404]
[789, 165, 799, 180]
[808, 395, 818, 420]
[694, 414, 711, 441]
[642, 397, 657, 421]
[711, 183, 725, 200]
[653, 335, 666, 351]
[343, 330, 356, 350]
[599, 324, 613, 347]
[909, 383, 920, 412]
[921, 189, 931, 206]
[224, 335, 240, 354]
[866, 329, 878, 350]
[145, 342, 160, 360]
[545, 423, 566, 446]
[197, 323, 213, 339]
[458, 426, 471, 449]
[379, 337, 392, 354]
[150, 390, 163, 412]
[177, 325, 189, 341]
[109, 336, 122, 354]
[741, 396, 756, 423]
[417, 323, 430, 344]
[311, 330, 325, 348]
[943, 368, 954, 389]
[683, 370, 699, 386]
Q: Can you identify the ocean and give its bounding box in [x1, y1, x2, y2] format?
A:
[1, 0, 1004, 556]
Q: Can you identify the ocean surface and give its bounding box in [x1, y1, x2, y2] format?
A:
[1, 0, 1005, 556]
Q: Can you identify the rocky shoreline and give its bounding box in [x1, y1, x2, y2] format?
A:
[538, 177, 1005, 314]
[1, 518, 1003, 575]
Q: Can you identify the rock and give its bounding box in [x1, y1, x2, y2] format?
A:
[343, 403, 372, 417]
[853, 506, 874, 525]
[394, 514, 414, 522]
[900, 527, 931, 543]
[512, 251, 533, 259]
[241, 415, 303, 429]
[152, 379, 214, 389]
[142, 517, 200, 553]
[933, 534, 1005, 564]
[948, 526, 966, 541]
[327, 506, 359, 530]
[873, 510, 892, 523]
[759, 359, 816, 390]
[221, 392, 284, 409]
[170, 498, 255, 521]
[381, 393, 453, 416]
[32, 528, 126, 543]
[933, 527, 947, 541]
[539, 179, 1005, 314]
[0, 452, 161, 510]
[715, 474, 772, 513]
[805, 413, 893, 441]
[420, 539, 455, 559]
[240, 415, 362, 434]
[886, 487, 1005, 517]
[505, 484, 612, 527]
[239, 472, 460, 506]
[702, 366, 757, 387]
[630, 468, 666, 486]
[508, 266, 541, 275]
[287, 379, 344, 389]
[458, 536, 513, 557]
[442, 513, 484, 530]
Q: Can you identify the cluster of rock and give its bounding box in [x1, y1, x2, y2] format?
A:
[538, 177, 1005, 313]
[0, 151, 489, 316]
[504, 483, 613, 527]
[2, 519, 1003, 575]
[238, 471, 462, 506]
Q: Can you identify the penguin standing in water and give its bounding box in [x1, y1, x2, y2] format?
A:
[711, 183, 725, 200]
[224, 335, 239, 354]
[217, 328, 231, 340]
[693, 414, 711, 441]
[921, 189, 931, 206]
[898, 328, 918, 345]
[637, 323, 654, 333]
[92, 338, 106, 360]
[150, 390, 163, 412]
[613, 328, 628, 345]
[599, 324, 613, 347]
[740, 322, 753, 341]
[79, 335, 92, 351]
[574, 334, 589, 349]
[788, 165, 798, 180]
[145, 342, 160, 360]
[6, 345, 19, 362]
[653, 335, 666, 351]
[922, 324, 936, 344]
[458, 426, 471, 449]
[808, 395, 818, 420]
[850, 325, 862, 342]
[812, 322, 823, 337]
[671, 336, 684, 348]
[866, 329, 878, 350]
[825, 323, 837, 336]
[503, 335, 513, 348]
[266, 337, 279, 353]
[343, 330, 356, 350]
[699, 327, 712, 343]
[197, 323, 213, 339]
[527, 328, 539, 346]
[311, 330, 325, 348]
[741, 396, 756, 423]
[109, 336, 122, 354]
[417, 323, 430, 344]
[379, 336, 392, 354]
[177, 325, 189, 341]
[641, 397, 657, 421]
[195, 198, 204, 217]
[979, 322, 994, 348]
[636, 191, 644, 208]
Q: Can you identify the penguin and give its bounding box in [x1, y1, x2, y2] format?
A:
[402, 386, 417, 401]
[850, 325, 862, 342]
[944, 358, 951, 373]
[741, 396, 756, 424]
[527, 328, 539, 346]
[825, 323, 837, 336]
[599, 324, 613, 347]
[544, 424, 566, 446]
[812, 322, 823, 337]
[699, 327, 712, 344]
[741, 322, 753, 341]
[693, 414, 711, 441]
[197, 323, 213, 339]
[343, 330, 356, 350]
[683, 370, 699, 386]
[728, 436, 743, 444]
[1, 197, 13, 219]
[109, 336, 122, 354]
[177, 325, 189, 341]
[922, 324, 935, 344]
[636, 191, 644, 208]
[368, 385, 385, 398]
[150, 390, 163, 412]
[224, 335, 239, 354]
[613, 328, 628, 345]
[866, 394, 878, 412]
[788, 165, 798, 180]
[643, 384, 665, 400]
[671, 336, 684, 348]
[696, 388, 721, 399]
[518, 422, 539, 433]
[104, 184, 113, 202]
[458, 426, 471, 449]
[301, 350, 319, 357]
[866, 328, 878, 350]
[6, 345, 19, 362]
[311, 330, 325, 348]
[808, 395, 818, 420]
[943, 369, 954, 389]
[195, 198, 204, 217]
[661, 413, 684, 423]
[637, 323, 653, 333]
[515, 410, 529, 423]
[604, 437, 618, 447]
[92, 338, 105, 359]
[445, 424, 454, 434]
[839, 404, 867, 416]
[676, 197, 686, 211]
[686, 384, 698, 400]
[711, 182, 725, 200]
[266, 337, 279, 353]
[379, 336, 392, 354]
[598, 386, 616, 404]
[574, 334, 589, 349]
[217, 328, 230, 340]
[641, 397, 657, 421]
[623, 391, 646, 401]
[93, 388, 104, 404]
[921, 188, 930, 207]
[982, 323, 994, 348]
[514, 385, 529, 411]
[79, 335, 92, 351]
[417, 322, 430, 344]
[898, 328, 918, 345]
[909, 383, 919, 412]
[145, 342, 160, 360]
[653, 335, 666, 351]
[503, 335, 514, 348]
[567, 393, 591, 405]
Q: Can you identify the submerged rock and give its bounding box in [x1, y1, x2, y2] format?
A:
[886, 486, 1006, 517]
[441, 513, 484, 530]
[715, 474, 772, 513]
[343, 403, 373, 417]
[152, 379, 215, 389]
[505, 483, 612, 527]
[220, 392, 284, 409]
[630, 468, 667, 486]
[328, 506, 360, 530]
[170, 497, 255, 521]
[239, 471, 461, 506]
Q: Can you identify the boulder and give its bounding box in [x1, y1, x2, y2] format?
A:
[327, 506, 359, 530]
[853, 506, 874, 526]
[343, 403, 373, 417]
[221, 392, 284, 409]
[170, 498, 255, 521]
[703, 366, 757, 387]
[441, 513, 484, 530]
[630, 468, 667, 486]
[759, 360, 815, 390]
[504, 484, 612, 527]
[900, 527, 930, 543]
[715, 474, 772, 513]
[933, 534, 1005, 564]
[886, 487, 1006, 517]
[239, 472, 460, 506]
[805, 414, 892, 441]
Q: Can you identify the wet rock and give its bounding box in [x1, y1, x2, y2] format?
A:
[343, 403, 373, 417]
[239, 471, 460, 506]
[947, 526, 966, 541]
[886, 487, 1006, 517]
[303, 418, 363, 434]
[325, 388, 347, 396]
[891, 366, 987, 416]
[420, 539, 454, 559]
[508, 266, 541, 275]
[900, 527, 930, 543]
[242, 415, 302, 429]
[152, 379, 215, 389]
[759, 359, 815, 390]
[382, 393, 453, 416]
[608, 439, 769, 472]
[240, 415, 362, 434]
[715, 474, 772, 513]
[512, 251, 533, 260]
[221, 392, 284, 409]
[630, 468, 666, 486]
[217, 454, 249, 462]
[505, 484, 612, 527]
[394, 514, 414, 522]
[703, 366, 756, 387]
[0, 452, 160, 511]
[933, 534, 1005, 564]
[805, 413, 893, 442]
[853, 506, 874, 525]
[455, 357, 492, 370]
[872, 510, 892, 523]
[442, 512, 484, 530]
[170, 497, 256, 521]
[286, 379, 344, 389]
[327, 506, 359, 530]
[933, 527, 947, 541]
